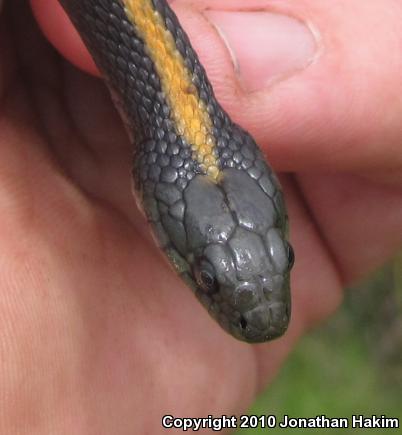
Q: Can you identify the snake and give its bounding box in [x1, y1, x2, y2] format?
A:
[58, 0, 294, 343]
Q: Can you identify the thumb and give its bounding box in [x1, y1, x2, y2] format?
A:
[34, 0, 402, 183]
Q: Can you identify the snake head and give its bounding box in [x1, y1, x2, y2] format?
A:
[141, 138, 294, 343]
[192, 226, 293, 343]
[183, 167, 294, 343]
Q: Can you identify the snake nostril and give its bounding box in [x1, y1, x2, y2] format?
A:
[239, 316, 247, 330]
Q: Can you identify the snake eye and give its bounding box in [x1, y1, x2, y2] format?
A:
[286, 242, 295, 270]
[195, 260, 219, 294]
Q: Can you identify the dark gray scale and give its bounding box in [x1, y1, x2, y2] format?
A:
[60, 0, 294, 343]
[220, 169, 276, 234]
[60, 1, 164, 136]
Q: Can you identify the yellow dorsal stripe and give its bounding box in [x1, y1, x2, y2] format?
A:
[123, 0, 219, 180]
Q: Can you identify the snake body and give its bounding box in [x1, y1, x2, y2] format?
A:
[59, 0, 294, 343]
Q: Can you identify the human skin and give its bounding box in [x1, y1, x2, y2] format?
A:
[0, 0, 401, 433]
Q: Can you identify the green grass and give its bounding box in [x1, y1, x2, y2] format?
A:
[237, 254, 402, 434]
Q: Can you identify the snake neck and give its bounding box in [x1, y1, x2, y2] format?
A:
[60, 0, 232, 178]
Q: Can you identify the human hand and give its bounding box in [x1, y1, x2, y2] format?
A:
[1, 0, 401, 433]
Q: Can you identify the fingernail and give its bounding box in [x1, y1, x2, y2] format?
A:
[205, 10, 318, 92]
